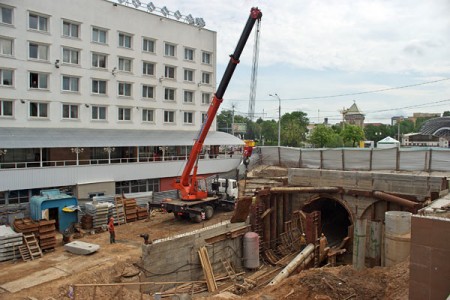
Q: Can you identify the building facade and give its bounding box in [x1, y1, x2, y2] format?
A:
[0, 0, 244, 214]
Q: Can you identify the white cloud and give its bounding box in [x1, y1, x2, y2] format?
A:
[121, 0, 450, 123]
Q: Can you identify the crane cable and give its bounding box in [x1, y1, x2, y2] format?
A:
[248, 18, 261, 121]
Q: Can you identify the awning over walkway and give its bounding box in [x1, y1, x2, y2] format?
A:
[0, 128, 244, 148]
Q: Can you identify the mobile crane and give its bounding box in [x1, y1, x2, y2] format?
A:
[150, 7, 262, 222]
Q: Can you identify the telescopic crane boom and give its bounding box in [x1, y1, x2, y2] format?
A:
[173, 7, 262, 201]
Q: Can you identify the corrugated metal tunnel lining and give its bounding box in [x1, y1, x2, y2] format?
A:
[302, 198, 352, 247]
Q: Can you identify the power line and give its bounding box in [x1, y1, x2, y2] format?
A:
[226, 77, 450, 102]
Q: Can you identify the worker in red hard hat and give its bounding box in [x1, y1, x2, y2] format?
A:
[108, 217, 115, 244]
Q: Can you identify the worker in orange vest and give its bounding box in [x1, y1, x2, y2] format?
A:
[108, 217, 115, 244]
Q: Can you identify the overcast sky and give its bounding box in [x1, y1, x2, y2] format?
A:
[123, 0, 450, 124]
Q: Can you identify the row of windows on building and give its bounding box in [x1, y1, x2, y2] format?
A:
[0, 60, 212, 89]
[0, 99, 207, 124]
[0, 179, 160, 206]
[0, 5, 213, 63]
[0, 68, 213, 104]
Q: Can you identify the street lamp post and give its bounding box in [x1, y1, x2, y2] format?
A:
[269, 93, 281, 147]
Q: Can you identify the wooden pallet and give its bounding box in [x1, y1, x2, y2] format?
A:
[23, 233, 43, 260]
[114, 197, 126, 225]
[198, 246, 217, 292]
[18, 245, 31, 261]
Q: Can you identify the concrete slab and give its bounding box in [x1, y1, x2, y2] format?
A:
[0, 267, 68, 293]
[63, 241, 100, 255]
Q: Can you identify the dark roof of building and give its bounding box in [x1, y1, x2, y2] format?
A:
[420, 117, 450, 137]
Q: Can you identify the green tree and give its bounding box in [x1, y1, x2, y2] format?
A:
[443, 111, 450, 117]
[341, 124, 365, 147]
[280, 111, 309, 146]
[260, 120, 278, 145]
[309, 125, 337, 148]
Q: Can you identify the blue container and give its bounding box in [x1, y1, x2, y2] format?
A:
[30, 189, 78, 232]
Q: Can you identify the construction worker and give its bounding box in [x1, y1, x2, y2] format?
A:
[300, 233, 307, 248]
[108, 217, 115, 244]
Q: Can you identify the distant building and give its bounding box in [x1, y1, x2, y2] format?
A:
[407, 113, 441, 125]
[342, 102, 365, 128]
[391, 116, 404, 126]
[402, 133, 449, 148]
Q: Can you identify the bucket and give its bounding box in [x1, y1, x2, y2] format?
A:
[384, 211, 412, 267]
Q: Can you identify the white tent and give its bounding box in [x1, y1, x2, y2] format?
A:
[377, 136, 400, 148]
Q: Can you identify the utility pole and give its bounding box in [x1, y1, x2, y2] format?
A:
[269, 93, 281, 147]
[231, 104, 235, 136]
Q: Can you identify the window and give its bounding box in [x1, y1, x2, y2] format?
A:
[7, 190, 29, 204]
[92, 105, 107, 120]
[0, 37, 13, 56]
[29, 72, 48, 89]
[142, 109, 154, 122]
[62, 76, 79, 92]
[92, 27, 107, 44]
[92, 79, 107, 94]
[142, 85, 154, 99]
[202, 113, 207, 123]
[142, 38, 155, 53]
[164, 65, 175, 79]
[0, 69, 13, 86]
[202, 92, 211, 104]
[0, 99, 13, 117]
[1, 5, 13, 25]
[115, 179, 159, 194]
[29, 42, 48, 61]
[118, 107, 131, 121]
[184, 91, 194, 103]
[164, 88, 175, 101]
[29, 102, 48, 118]
[184, 112, 193, 124]
[184, 69, 194, 82]
[142, 61, 154, 75]
[62, 47, 79, 64]
[119, 57, 132, 72]
[29, 13, 48, 32]
[118, 82, 132, 97]
[164, 43, 175, 57]
[119, 33, 132, 48]
[62, 104, 79, 119]
[92, 52, 107, 68]
[202, 52, 211, 64]
[164, 110, 175, 123]
[63, 20, 79, 38]
[202, 72, 211, 84]
[184, 48, 194, 61]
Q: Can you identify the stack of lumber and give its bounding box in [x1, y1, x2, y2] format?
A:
[123, 198, 138, 222]
[13, 218, 39, 237]
[136, 206, 148, 220]
[80, 214, 93, 230]
[0, 225, 23, 262]
[38, 219, 57, 251]
[85, 202, 110, 228]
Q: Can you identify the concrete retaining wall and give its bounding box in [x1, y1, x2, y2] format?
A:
[288, 168, 446, 199]
[140, 222, 248, 291]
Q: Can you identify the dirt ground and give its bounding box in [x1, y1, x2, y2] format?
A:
[0, 208, 410, 300]
[0, 210, 234, 300]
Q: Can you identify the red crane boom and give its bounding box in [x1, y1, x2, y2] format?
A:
[173, 7, 262, 201]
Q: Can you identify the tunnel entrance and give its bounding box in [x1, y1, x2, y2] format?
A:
[302, 197, 352, 247]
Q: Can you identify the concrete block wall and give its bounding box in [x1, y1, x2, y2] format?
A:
[409, 215, 450, 300]
[288, 169, 446, 199]
[140, 222, 247, 291]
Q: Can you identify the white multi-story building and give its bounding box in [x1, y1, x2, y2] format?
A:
[0, 0, 244, 213]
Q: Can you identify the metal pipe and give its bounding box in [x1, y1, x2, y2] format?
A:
[270, 187, 340, 193]
[373, 191, 419, 208]
[268, 244, 315, 286]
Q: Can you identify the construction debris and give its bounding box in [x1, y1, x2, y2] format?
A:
[0, 225, 23, 262]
